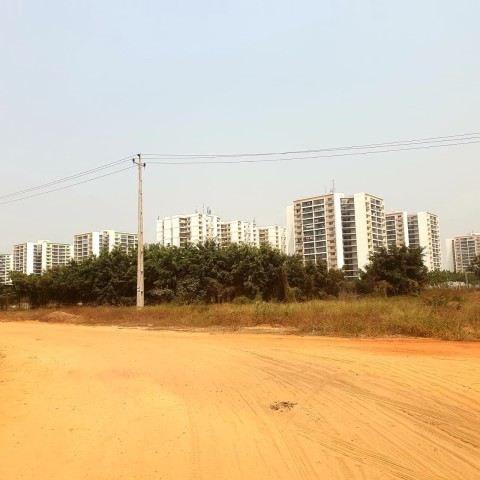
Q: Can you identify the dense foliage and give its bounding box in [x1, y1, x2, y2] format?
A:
[357, 246, 428, 296]
[427, 269, 478, 287]
[3, 243, 463, 308]
[2, 243, 346, 307]
[471, 255, 480, 281]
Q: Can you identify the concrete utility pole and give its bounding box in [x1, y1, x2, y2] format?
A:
[134, 153, 145, 309]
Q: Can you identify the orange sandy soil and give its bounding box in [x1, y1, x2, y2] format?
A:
[1, 322, 479, 480]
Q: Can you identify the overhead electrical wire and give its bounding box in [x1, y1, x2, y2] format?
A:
[0, 154, 135, 201]
[142, 131, 480, 159]
[145, 139, 480, 165]
[1, 131, 478, 206]
[0, 165, 136, 206]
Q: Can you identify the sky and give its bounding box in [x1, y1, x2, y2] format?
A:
[1, 1, 479, 265]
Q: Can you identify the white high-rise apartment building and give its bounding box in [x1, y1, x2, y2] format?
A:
[286, 192, 386, 278]
[222, 220, 259, 247]
[385, 211, 410, 249]
[287, 193, 345, 269]
[157, 213, 286, 252]
[446, 233, 480, 273]
[74, 230, 138, 262]
[13, 240, 72, 275]
[259, 226, 287, 254]
[39, 240, 72, 271]
[407, 212, 442, 271]
[13, 243, 41, 275]
[386, 211, 442, 271]
[0, 253, 12, 285]
[157, 214, 221, 248]
[341, 193, 386, 278]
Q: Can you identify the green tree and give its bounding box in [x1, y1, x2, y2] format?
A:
[10, 271, 48, 307]
[471, 255, 480, 281]
[5, 242, 348, 307]
[0, 282, 13, 310]
[358, 246, 428, 296]
[427, 269, 467, 287]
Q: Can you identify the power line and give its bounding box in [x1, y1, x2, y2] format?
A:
[0, 165, 136, 206]
[2, 131, 478, 204]
[142, 131, 480, 159]
[0, 154, 134, 201]
[145, 140, 479, 165]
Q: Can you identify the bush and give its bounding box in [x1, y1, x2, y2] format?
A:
[232, 295, 252, 305]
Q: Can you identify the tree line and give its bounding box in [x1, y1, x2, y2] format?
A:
[1, 242, 477, 308]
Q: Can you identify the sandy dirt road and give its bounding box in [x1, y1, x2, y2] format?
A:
[1, 322, 479, 480]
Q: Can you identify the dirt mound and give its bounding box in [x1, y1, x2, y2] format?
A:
[43, 311, 83, 323]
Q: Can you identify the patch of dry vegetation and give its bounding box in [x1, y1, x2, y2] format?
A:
[1, 290, 479, 340]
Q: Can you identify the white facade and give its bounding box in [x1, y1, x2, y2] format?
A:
[286, 205, 295, 255]
[385, 211, 410, 249]
[286, 193, 345, 269]
[407, 212, 442, 271]
[103, 230, 138, 253]
[446, 233, 480, 273]
[0, 253, 12, 285]
[341, 193, 386, 278]
[13, 240, 72, 275]
[74, 230, 138, 262]
[13, 242, 42, 275]
[223, 220, 259, 247]
[157, 213, 285, 251]
[386, 210, 442, 271]
[259, 226, 287, 254]
[286, 192, 386, 278]
[157, 214, 221, 247]
[38, 240, 73, 271]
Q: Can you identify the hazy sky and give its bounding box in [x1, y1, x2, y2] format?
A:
[1, 1, 479, 263]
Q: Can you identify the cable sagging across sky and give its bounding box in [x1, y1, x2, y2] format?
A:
[0, 154, 135, 201]
[144, 138, 479, 166]
[142, 131, 480, 160]
[0, 165, 136, 206]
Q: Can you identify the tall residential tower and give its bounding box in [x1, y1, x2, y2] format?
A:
[74, 230, 138, 262]
[156, 213, 286, 253]
[407, 212, 442, 271]
[287, 193, 345, 269]
[385, 211, 410, 249]
[286, 192, 386, 278]
[446, 233, 480, 273]
[13, 240, 72, 275]
[0, 253, 12, 285]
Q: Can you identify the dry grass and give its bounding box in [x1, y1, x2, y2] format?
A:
[1, 290, 479, 340]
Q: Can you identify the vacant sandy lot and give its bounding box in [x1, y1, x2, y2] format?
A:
[1, 322, 479, 479]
